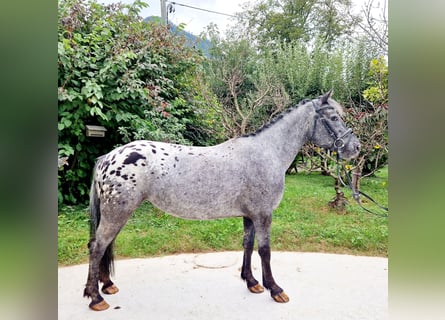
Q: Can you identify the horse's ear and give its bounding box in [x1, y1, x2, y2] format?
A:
[320, 89, 333, 104]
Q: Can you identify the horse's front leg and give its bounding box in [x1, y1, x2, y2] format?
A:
[241, 217, 264, 294]
[254, 214, 290, 303]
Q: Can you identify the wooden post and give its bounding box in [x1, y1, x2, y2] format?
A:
[160, 0, 167, 24]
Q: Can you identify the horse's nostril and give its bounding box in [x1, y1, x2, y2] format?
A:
[355, 143, 361, 152]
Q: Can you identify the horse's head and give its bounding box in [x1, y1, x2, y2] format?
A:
[309, 91, 360, 160]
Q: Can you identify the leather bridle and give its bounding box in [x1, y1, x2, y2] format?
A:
[311, 100, 353, 151]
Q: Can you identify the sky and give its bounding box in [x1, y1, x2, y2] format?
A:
[98, 0, 242, 35]
[98, 0, 387, 37]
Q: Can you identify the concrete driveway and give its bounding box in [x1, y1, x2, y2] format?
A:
[58, 251, 387, 320]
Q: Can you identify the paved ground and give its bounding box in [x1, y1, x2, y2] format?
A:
[58, 251, 387, 320]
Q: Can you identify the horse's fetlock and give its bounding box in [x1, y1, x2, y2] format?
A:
[269, 285, 283, 297]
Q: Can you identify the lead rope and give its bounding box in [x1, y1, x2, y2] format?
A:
[336, 154, 389, 218]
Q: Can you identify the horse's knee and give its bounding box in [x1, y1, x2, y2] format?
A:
[258, 245, 271, 261]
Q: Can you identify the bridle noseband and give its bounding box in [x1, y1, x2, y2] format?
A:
[311, 100, 353, 151]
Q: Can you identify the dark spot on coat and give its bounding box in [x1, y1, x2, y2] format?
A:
[116, 171, 121, 177]
[101, 160, 110, 172]
[152, 149, 156, 154]
[123, 152, 146, 166]
[110, 170, 115, 175]
[121, 174, 128, 180]
[163, 153, 169, 156]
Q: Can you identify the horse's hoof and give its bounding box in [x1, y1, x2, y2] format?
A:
[89, 300, 110, 311]
[102, 284, 119, 295]
[272, 291, 290, 303]
[248, 283, 264, 294]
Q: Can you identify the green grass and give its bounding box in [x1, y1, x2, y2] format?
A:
[58, 167, 388, 266]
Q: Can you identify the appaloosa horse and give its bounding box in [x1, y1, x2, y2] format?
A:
[84, 91, 360, 310]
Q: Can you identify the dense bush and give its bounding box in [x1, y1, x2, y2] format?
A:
[58, 0, 220, 204]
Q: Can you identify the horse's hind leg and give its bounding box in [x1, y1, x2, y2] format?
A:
[254, 214, 289, 303]
[241, 217, 264, 294]
[84, 215, 129, 311]
[99, 244, 119, 295]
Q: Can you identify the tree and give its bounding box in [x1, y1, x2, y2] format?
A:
[203, 34, 289, 137]
[235, 0, 358, 49]
[349, 0, 388, 56]
[350, 56, 388, 184]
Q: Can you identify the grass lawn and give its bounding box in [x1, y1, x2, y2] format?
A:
[58, 167, 388, 266]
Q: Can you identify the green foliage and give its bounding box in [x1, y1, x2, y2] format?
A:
[204, 32, 377, 137]
[350, 57, 388, 175]
[237, 0, 358, 49]
[58, 0, 220, 204]
[203, 37, 269, 136]
[363, 57, 388, 106]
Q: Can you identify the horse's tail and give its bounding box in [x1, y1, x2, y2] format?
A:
[89, 158, 115, 276]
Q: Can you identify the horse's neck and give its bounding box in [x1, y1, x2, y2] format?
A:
[250, 105, 314, 171]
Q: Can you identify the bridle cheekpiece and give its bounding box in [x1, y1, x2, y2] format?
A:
[311, 100, 353, 151]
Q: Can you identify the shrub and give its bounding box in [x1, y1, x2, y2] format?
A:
[58, 0, 218, 204]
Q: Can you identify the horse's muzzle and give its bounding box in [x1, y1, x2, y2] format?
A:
[339, 135, 361, 160]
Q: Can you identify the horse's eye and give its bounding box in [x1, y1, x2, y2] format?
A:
[330, 116, 339, 121]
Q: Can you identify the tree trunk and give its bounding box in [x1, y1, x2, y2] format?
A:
[328, 178, 348, 213]
[352, 165, 362, 191]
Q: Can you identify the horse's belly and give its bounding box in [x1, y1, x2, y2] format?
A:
[146, 184, 243, 220]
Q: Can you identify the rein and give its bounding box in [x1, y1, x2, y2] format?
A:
[336, 154, 389, 218]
